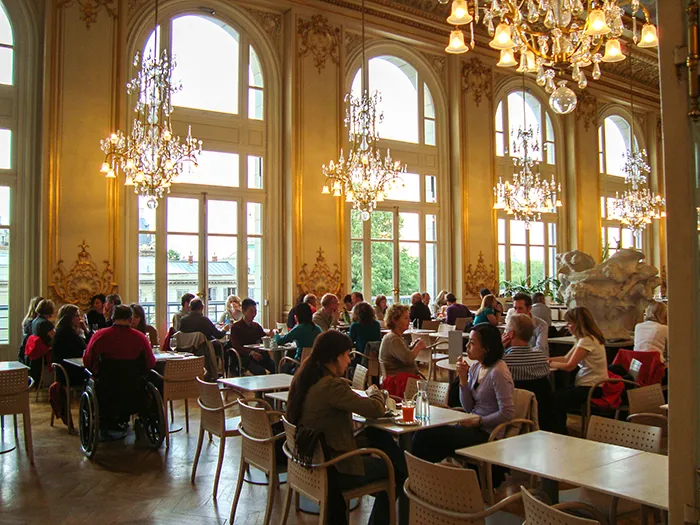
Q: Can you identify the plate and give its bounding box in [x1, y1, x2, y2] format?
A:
[394, 417, 420, 426]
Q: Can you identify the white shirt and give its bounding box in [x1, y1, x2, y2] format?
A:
[505, 309, 549, 356]
[531, 303, 552, 327]
[573, 336, 608, 387]
[634, 321, 668, 363]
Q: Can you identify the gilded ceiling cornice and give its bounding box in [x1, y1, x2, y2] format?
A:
[58, 0, 116, 28]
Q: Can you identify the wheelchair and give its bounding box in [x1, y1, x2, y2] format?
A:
[78, 354, 166, 458]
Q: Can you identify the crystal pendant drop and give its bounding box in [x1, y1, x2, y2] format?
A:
[550, 81, 578, 114]
[592, 61, 601, 80]
[147, 196, 159, 209]
[572, 63, 580, 81]
[527, 0, 539, 22]
[544, 8, 556, 29]
[536, 66, 546, 86]
[578, 69, 587, 89]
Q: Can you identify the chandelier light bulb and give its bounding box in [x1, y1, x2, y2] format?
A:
[110, 133, 119, 144]
[585, 9, 611, 36]
[321, 185, 330, 195]
[126, 158, 135, 169]
[447, 0, 473, 26]
[124, 176, 134, 186]
[602, 38, 626, 63]
[100, 162, 110, 173]
[106, 169, 116, 179]
[333, 188, 342, 197]
[525, 50, 538, 73]
[489, 23, 516, 50]
[438, 0, 449, 4]
[162, 130, 172, 141]
[637, 23, 659, 48]
[445, 29, 470, 54]
[549, 81, 578, 114]
[497, 48, 518, 68]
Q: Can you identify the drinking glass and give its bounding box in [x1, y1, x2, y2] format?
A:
[169, 338, 178, 352]
[401, 400, 415, 422]
[91, 324, 99, 333]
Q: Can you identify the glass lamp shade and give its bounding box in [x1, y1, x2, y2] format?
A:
[438, 0, 450, 4]
[496, 48, 518, 67]
[584, 9, 611, 36]
[549, 81, 578, 114]
[525, 50, 538, 72]
[445, 29, 470, 54]
[447, 0, 473, 25]
[638, 24, 659, 48]
[489, 23, 516, 49]
[602, 38, 626, 63]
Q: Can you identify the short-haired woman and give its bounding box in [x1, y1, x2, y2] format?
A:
[473, 294, 502, 326]
[379, 304, 426, 377]
[549, 306, 608, 435]
[286, 331, 408, 524]
[373, 295, 388, 322]
[52, 304, 90, 387]
[86, 293, 107, 331]
[634, 301, 668, 363]
[220, 295, 243, 324]
[412, 323, 515, 462]
[349, 302, 382, 359]
[275, 302, 322, 374]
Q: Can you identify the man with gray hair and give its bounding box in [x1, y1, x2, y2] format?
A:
[313, 293, 339, 331]
[303, 294, 318, 312]
[409, 292, 432, 328]
[504, 292, 549, 355]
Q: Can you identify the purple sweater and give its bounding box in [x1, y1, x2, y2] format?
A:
[459, 360, 515, 435]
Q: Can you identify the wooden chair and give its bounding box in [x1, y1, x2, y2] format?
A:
[151, 356, 205, 447]
[403, 451, 522, 523]
[49, 362, 83, 433]
[0, 368, 34, 464]
[421, 320, 441, 332]
[280, 417, 396, 525]
[521, 486, 609, 524]
[350, 341, 380, 383]
[230, 398, 286, 525]
[146, 325, 159, 347]
[403, 378, 450, 407]
[279, 346, 312, 371]
[581, 377, 639, 436]
[455, 317, 471, 331]
[626, 384, 667, 435]
[35, 355, 52, 401]
[191, 377, 242, 498]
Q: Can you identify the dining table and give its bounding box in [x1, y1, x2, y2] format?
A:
[217, 373, 293, 396]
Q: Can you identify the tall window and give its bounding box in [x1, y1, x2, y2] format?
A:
[599, 115, 642, 255]
[136, 14, 267, 328]
[349, 56, 440, 303]
[495, 89, 559, 288]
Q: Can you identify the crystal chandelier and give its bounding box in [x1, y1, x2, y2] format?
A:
[321, 0, 405, 221]
[441, 0, 659, 114]
[99, 0, 202, 209]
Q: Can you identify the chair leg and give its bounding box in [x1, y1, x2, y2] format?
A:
[13, 415, 18, 443]
[318, 500, 327, 524]
[190, 427, 205, 484]
[50, 408, 55, 427]
[212, 435, 226, 499]
[263, 465, 276, 525]
[164, 398, 171, 449]
[230, 458, 247, 524]
[169, 401, 174, 423]
[184, 399, 189, 433]
[23, 410, 33, 465]
[280, 486, 293, 525]
[387, 480, 397, 525]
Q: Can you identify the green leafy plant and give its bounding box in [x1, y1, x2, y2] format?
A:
[500, 276, 560, 299]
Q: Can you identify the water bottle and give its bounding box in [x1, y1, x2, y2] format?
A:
[414, 380, 431, 421]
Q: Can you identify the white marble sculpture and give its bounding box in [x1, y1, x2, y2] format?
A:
[556, 249, 661, 339]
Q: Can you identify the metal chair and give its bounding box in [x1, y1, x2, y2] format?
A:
[403, 451, 521, 524]
[279, 347, 312, 371]
[230, 398, 286, 525]
[49, 362, 84, 433]
[191, 377, 242, 498]
[280, 417, 396, 525]
[151, 356, 205, 447]
[455, 317, 471, 331]
[0, 368, 34, 464]
[522, 486, 609, 524]
[403, 378, 450, 407]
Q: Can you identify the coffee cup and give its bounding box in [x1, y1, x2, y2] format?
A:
[262, 336, 271, 349]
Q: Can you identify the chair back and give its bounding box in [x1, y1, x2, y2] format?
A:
[282, 417, 328, 505]
[145, 325, 159, 346]
[162, 356, 205, 401]
[586, 415, 662, 453]
[455, 317, 470, 331]
[508, 388, 539, 437]
[421, 320, 440, 332]
[176, 331, 207, 350]
[351, 364, 369, 390]
[364, 341, 380, 377]
[196, 377, 240, 435]
[301, 347, 313, 363]
[404, 451, 485, 524]
[0, 367, 30, 416]
[521, 486, 600, 524]
[239, 399, 276, 472]
[627, 383, 665, 416]
[403, 378, 450, 407]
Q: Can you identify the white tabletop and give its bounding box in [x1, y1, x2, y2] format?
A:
[357, 405, 477, 435]
[265, 388, 367, 404]
[0, 361, 29, 371]
[244, 343, 295, 353]
[428, 331, 470, 339]
[381, 329, 435, 336]
[218, 373, 293, 393]
[549, 336, 633, 348]
[63, 352, 190, 369]
[435, 356, 476, 371]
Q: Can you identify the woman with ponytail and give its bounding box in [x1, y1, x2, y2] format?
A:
[286, 330, 408, 525]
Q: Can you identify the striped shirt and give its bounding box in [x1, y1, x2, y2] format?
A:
[503, 345, 550, 382]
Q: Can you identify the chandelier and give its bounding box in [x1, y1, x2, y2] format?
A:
[321, 0, 405, 221]
[99, 1, 202, 209]
[442, 0, 659, 114]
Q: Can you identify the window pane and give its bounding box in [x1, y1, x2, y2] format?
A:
[424, 119, 436, 146]
[423, 83, 435, 119]
[426, 243, 437, 299]
[399, 212, 419, 241]
[247, 202, 263, 235]
[371, 242, 393, 298]
[248, 88, 264, 120]
[0, 47, 12, 86]
[548, 222, 557, 245]
[498, 245, 506, 285]
[351, 210, 363, 239]
[138, 239, 155, 326]
[548, 247, 557, 278]
[172, 15, 239, 114]
[622, 228, 635, 248]
[138, 196, 155, 232]
[530, 247, 545, 283]
[167, 234, 199, 328]
[510, 246, 527, 283]
[249, 46, 263, 88]
[496, 131, 505, 157]
[510, 220, 527, 245]
[426, 214, 437, 242]
[247, 155, 263, 189]
[0, 227, 8, 343]
[607, 227, 621, 248]
[247, 237, 263, 304]
[351, 240, 363, 291]
[530, 222, 545, 245]
[178, 150, 239, 187]
[498, 219, 506, 243]
[545, 142, 555, 164]
[495, 102, 503, 133]
[371, 211, 393, 240]
[386, 172, 420, 202]
[0, 129, 10, 169]
[399, 242, 419, 298]
[0, 186, 10, 225]
[600, 196, 606, 218]
[208, 236, 237, 319]
[425, 175, 437, 203]
[0, 2, 12, 45]
[603, 116, 635, 177]
[167, 197, 199, 233]
[207, 200, 237, 235]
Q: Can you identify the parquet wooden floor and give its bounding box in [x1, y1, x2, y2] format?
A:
[0, 394, 642, 525]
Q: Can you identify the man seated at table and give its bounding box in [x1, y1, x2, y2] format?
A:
[351, 291, 363, 306]
[502, 313, 555, 431]
[172, 292, 195, 332]
[180, 298, 230, 341]
[409, 292, 432, 328]
[504, 292, 549, 355]
[444, 293, 473, 326]
[531, 292, 552, 327]
[230, 298, 276, 376]
[303, 293, 318, 314]
[313, 293, 339, 331]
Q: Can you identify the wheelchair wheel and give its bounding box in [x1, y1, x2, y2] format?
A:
[140, 382, 165, 449]
[78, 383, 99, 458]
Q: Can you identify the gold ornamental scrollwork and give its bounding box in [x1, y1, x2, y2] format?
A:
[461, 57, 493, 107]
[464, 251, 499, 297]
[57, 0, 117, 29]
[297, 15, 341, 74]
[50, 241, 117, 311]
[575, 91, 598, 132]
[297, 247, 343, 298]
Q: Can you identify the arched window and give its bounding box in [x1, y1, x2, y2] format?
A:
[495, 89, 559, 289]
[136, 13, 268, 328]
[599, 114, 642, 254]
[349, 55, 440, 304]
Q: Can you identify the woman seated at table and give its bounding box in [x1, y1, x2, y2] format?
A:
[86, 293, 107, 331]
[286, 292, 306, 330]
[349, 301, 382, 360]
[220, 294, 244, 325]
[634, 300, 668, 363]
[430, 289, 448, 318]
[20, 296, 43, 361]
[472, 294, 502, 326]
[373, 295, 388, 322]
[379, 304, 426, 377]
[412, 323, 514, 463]
[549, 306, 608, 435]
[27, 299, 56, 385]
[286, 331, 408, 525]
[274, 302, 321, 374]
[52, 304, 90, 387]
[341, 294, 353, 325]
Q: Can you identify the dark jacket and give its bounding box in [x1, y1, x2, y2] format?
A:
[86, 309, 107, 330]
[409, 302, 432, 328]
[180, 311, 226, 341]
[52, 326, 89, 386]
[31, 316, 54, 346]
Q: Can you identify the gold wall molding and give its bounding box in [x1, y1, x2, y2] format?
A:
[660, 264, 667, 298]
[576, 91, 598, 132]
[345, 31, 363, 59]
[420, 51, 446, 83]
[464, 251, 498, 297]
[50, 241, 117, 311]
[57, 0, 116, 28]
[297, 15, 341, 73]
[297, 247, 343, 297]
[244, 7, 282, 50]
[462, 56, 492, 107]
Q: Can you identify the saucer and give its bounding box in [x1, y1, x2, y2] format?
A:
[394, 417, 420, 426]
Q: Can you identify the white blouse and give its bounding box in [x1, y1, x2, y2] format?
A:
[634, 321, 668, 363]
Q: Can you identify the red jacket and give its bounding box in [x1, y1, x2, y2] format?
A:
[84, 324, 156, 374]
[612, 349, 666, 387]
[25, 335, 51, 362]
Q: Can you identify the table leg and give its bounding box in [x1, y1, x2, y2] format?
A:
[540, 477, 559, 504]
